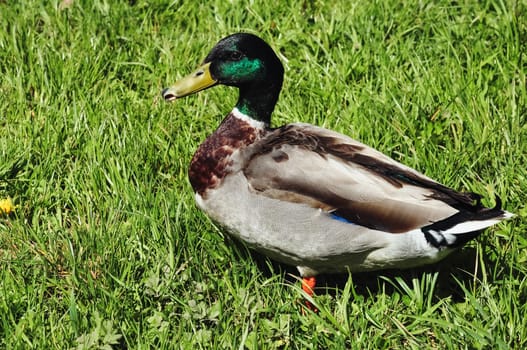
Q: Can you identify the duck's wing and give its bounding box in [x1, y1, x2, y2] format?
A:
[244, 123, 505, 237]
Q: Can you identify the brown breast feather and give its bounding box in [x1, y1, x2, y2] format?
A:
[189, 113, 264, 196]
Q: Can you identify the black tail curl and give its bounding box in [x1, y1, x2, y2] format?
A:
[422, 194, 507, 249]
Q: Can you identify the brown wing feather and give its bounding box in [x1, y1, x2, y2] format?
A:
[244, 123, 479, 233]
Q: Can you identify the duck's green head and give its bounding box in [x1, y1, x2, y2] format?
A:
[163, 33, 284, 124]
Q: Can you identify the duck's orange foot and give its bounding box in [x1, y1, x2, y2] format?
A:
[301, 276, 318, 313]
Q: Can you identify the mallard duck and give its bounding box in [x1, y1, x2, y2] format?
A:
[162, 33, 513, 305]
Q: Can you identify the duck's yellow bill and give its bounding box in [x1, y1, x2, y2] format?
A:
[162, 62, 217, 101]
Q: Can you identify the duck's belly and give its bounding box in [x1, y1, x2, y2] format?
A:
[195, 173, 453, 274]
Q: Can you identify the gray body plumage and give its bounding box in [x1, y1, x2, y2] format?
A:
[192, 108, 512, 276]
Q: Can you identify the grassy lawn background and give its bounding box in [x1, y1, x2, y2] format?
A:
[1, 0, 526, 348]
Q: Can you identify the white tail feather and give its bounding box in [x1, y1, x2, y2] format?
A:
[443, 214, 511, 235]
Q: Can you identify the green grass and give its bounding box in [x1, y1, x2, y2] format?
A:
[1, 0, 526, 348]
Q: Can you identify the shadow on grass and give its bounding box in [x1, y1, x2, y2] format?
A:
[245, 246, 487, 303]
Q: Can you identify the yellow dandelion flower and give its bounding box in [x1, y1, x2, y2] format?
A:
[0, 197, 15, 215]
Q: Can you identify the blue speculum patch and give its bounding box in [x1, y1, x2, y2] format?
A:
[329, 212, 355, 224]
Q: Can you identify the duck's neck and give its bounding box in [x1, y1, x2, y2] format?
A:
[235, 81, 282, 126]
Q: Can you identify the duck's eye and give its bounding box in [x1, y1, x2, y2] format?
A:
[229, 51, 244, 61]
